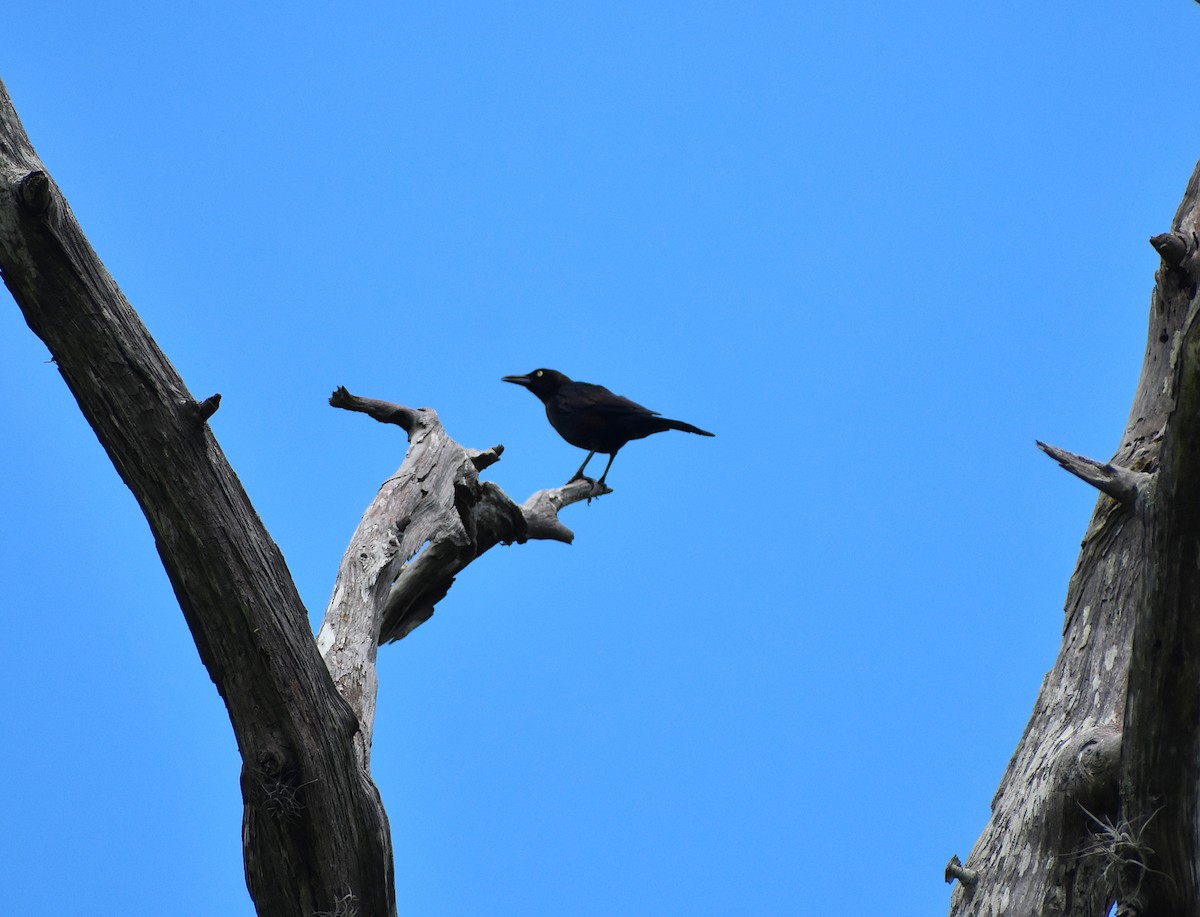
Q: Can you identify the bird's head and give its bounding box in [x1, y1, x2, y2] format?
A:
[502, 368, 571, 399]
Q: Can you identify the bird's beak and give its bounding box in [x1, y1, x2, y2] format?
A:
[501, 374, 532, 387]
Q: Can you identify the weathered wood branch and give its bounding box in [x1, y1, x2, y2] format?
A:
[314, 387, 610, 762]
[0, 78, 395, 917]
[1036, 441, 1149, 506]
[522, 480, 605, 541]
[2, 70, 621, 915]
[948, 161, 1200, 916]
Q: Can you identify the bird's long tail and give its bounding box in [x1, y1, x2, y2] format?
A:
[664, 418, 715, 437]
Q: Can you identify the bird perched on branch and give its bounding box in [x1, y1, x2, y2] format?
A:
[502, 368, 714, 488]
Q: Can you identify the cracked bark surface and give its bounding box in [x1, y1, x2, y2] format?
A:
[948, 164, 1200, 916]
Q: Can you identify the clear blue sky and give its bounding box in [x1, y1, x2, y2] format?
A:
[1, 3, 1196, 915]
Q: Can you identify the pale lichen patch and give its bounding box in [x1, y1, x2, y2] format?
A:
[1104, 645, 1119, 672]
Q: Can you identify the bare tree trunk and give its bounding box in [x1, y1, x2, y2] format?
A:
[0, 77, 595, 916]
[948, 164, 1200, 915]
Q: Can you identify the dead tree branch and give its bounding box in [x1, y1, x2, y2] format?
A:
[0, 78, 395, 917]
[317, 386, 604, 758]
[1036, 441, 1149, 506]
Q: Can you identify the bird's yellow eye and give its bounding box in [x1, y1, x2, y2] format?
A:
[535, 370, 543, 377]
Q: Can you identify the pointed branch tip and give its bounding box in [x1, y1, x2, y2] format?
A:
[1036, 441, 1148, 506]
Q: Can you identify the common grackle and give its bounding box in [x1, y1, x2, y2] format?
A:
[502, 368, 714, 487]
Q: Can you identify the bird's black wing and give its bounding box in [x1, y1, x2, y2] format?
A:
[556, 382, 661, 417]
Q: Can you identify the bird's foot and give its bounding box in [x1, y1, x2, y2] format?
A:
[564, 474, 611, 503]
[586, 480, 613, 504]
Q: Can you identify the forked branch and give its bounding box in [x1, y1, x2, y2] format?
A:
[317, 387, 604, 759]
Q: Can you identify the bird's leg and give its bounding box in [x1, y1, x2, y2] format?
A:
[595, 451, 618, 487]
[569, 451, 596, 482]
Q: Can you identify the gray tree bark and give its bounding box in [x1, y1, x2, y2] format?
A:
[0, 76, 596, 916]
[948, 164, 1200, 915]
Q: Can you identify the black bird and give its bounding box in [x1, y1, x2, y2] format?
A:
[502, 368, 714, 487]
